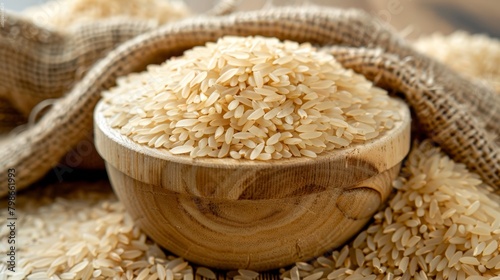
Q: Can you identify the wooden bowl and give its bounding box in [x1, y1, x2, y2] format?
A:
[94, 99, 411, 271]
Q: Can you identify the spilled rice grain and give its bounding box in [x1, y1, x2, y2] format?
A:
[281, 141, 500, 279]
[2, 143, 499, 279]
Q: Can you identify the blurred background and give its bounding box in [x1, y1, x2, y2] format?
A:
[4, 0, 499, 40]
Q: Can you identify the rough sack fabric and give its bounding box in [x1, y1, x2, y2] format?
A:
[0, 0, 238, 167]
[0, 0, 238, 117]
[0, 6, 499, 196]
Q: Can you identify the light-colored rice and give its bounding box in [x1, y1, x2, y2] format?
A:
[0, 181, 195, 280]
[282, 141, 500, 279]
[414, 31, 500, 92]
[1, 142, 498, 279]
[196, 267, 216, 279]
[102, 36, 401, 160]
[23, 0, 190, 30]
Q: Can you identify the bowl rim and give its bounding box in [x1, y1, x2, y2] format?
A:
[94, 98, 411, 173]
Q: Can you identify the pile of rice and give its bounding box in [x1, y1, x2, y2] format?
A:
[0, 182, 221, 280]
[2, 141, 499, 279]
[414, 31, 500, 92]
[102, 36, 401, 160]
[23, 0, 190, 29]
[282, 142, 500, 280]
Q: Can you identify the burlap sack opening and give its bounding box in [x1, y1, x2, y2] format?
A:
[0, 0, 239, 169]
[0, 6, 498, 196]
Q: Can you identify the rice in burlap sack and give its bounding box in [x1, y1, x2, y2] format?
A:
[414, 31, 500, 93]
[0, 0, 238, 168]
[0, 5, 499, 197]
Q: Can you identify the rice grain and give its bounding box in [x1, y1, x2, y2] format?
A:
[23, 0, 190, 30]
[0, 181, 195, 280]
[103, 36, 400, 160]
[282, 141, 500, 279]
[196, 267, 216, 279]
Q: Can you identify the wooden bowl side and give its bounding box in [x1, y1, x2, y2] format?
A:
[106, 162, 401, 271]
[94, 97, 411, 270]
[94, 99, 411, 200]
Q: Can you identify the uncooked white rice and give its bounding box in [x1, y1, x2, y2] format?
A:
[102, 36, 401, 160]
[196, 267, 216, 279]
[2, 142, 499, 279]
[0, 182, 197, 280]
[281, 141, 500, 279]
[23, 0, 190, 29]
[414, 31, 500, 92]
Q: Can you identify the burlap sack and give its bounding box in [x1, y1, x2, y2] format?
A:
[0, 6, 499, 196]
[0, 0, 238, 168]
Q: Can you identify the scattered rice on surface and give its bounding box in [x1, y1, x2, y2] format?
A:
[23, 0, 190, 29]
[414, 31, 500, 92]
[102, 36, 401, 160]
[1, 141, 499, 279]
[0, 182, 196, 280]
[281, 141, 500, 279]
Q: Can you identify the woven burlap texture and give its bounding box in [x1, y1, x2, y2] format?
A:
[0, 7, 499, 196]
[0, 0, 238, 118]
[0, 0, 239, 168]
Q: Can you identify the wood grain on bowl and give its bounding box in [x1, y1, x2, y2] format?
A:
[94, 99, 411, 270]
